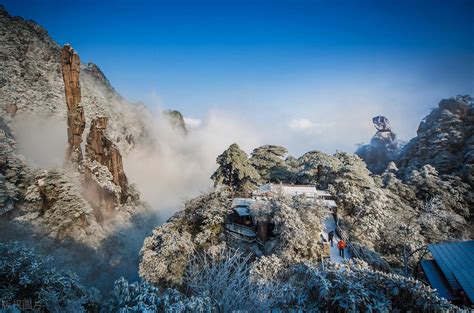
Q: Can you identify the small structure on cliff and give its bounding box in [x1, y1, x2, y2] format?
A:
[257, 183, 337, 208]
[225, 198, 275, 243]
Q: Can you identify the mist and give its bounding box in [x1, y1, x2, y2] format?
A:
[7, 96, 435, 222]
[11, 114, 67, 168]
[124, 108, 263, 219]
[8, 89, 444, 222]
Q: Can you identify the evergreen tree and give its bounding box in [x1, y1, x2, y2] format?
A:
[250, 145, 296, 183]
[211, 143, 261, 193]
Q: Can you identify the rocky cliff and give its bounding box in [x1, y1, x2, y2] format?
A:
[164, 109, 188, 134]
[0, 5, 146, 154]
[0, 5, 158, 290]
[0, 3, 472, 308]
[85, 116, 130, 212]
[398, 96, 473, 186]
[61, 44, 86, 165]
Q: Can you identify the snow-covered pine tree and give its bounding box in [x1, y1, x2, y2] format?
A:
[211, 143, 261, 193]
[250, 145, 294, 182]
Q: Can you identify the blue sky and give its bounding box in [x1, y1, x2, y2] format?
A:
[2, 0, 473, 154]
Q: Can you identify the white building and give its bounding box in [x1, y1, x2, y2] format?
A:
[257, 183, 337, 208]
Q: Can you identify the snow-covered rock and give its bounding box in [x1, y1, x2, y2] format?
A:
[0, 5, 147, 154]
[398, 97, 474, 186]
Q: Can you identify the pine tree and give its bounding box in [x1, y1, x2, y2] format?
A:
[211, 143, 261, 193]
[250, 145, 286, 180]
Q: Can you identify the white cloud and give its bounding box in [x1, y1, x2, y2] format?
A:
[288, 118, 335, 135]
[289, 118, 313, 130]
[183, 117, 202, 129]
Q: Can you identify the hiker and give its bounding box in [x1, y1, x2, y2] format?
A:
[328, 231, 334, 247]
[338, 239, 346, 258]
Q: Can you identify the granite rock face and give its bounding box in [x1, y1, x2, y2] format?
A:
[0, 114, 104, 246]
[0, 116, 28, 216]
[164, 110, 187, 134]
[0, 109, 151, 250]
[0, 6, 146, 154]
[0, 6, 158, 290]
[398, 97, 474, 186]
[61, 45, 86, 165]
[86, 116, 128, 204]
[23, 169, 105, 245]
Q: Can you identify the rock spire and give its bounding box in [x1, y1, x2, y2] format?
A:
[61, 44, 85, 165]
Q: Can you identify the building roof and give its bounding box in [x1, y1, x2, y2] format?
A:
[427, 240, 474, 302]
[232, 198, 255, 208]
[234, 206, 251, 216]
[279, 185, 317, 196]
[421, 260, 453, 300]
[259, 184, 331, 197]
[323, 199, 337, 208]
[454, 269, 474, 303]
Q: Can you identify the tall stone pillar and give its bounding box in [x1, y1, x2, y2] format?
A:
[61, 44, 85, 165]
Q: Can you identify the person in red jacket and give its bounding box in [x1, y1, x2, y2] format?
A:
[338, 239, 346, 258]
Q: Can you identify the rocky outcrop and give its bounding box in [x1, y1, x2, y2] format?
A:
[61, 45, 86, 165]
[356, 122, 399, 174]
[398, 97, 474, 186]
[0, 116, 28, 215]
[86, 116, 128, 204]
[0, 6, 146, 154]
[0, 5, 65, 117]
[60, 45, 128, 207]
[83, 62, 116, 92]
[0, 113, 106, 246]
[0, 7, 152, 234]
[164, 110, 187, 133]
[2, 103, 17, 117]
[23, 169, 105, 245]
[250, 145, 289, 182]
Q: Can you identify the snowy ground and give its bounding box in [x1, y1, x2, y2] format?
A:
[322, 214, 351, 264]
